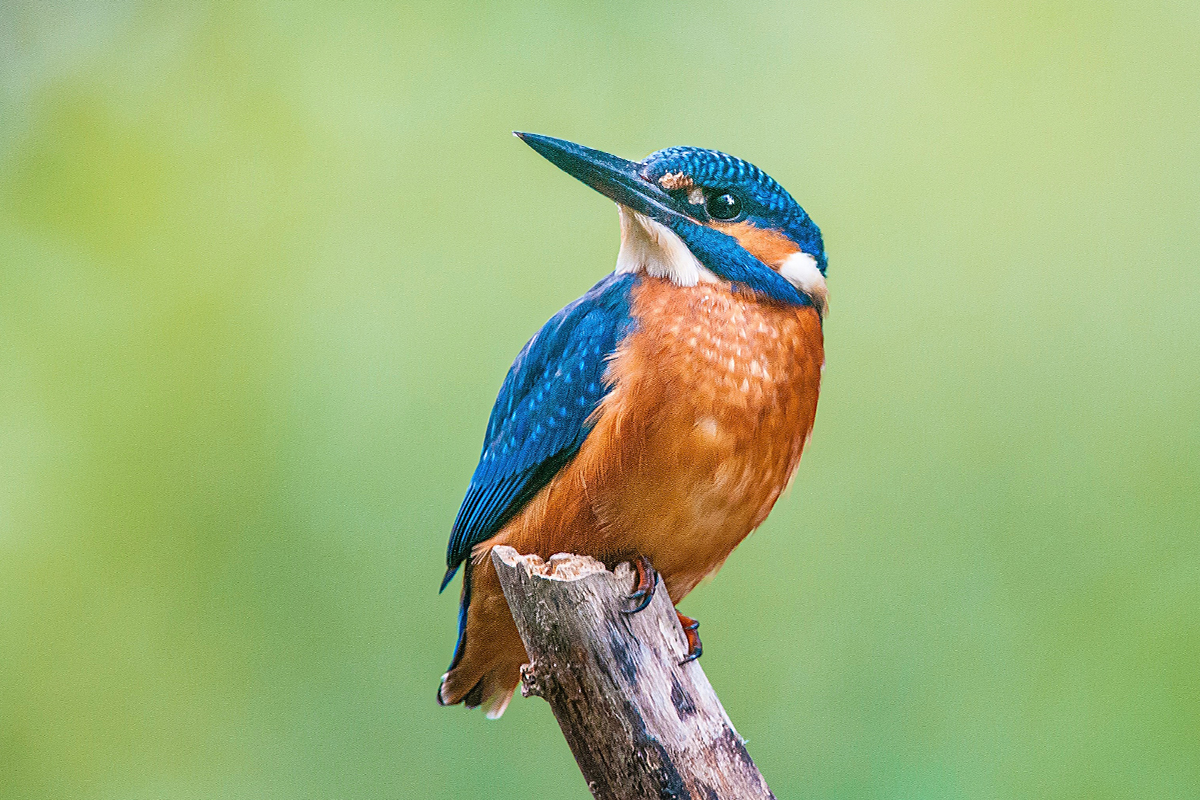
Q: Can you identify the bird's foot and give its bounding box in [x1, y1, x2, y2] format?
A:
[676, 611, 702, 663]
[622, 555, 657, 614]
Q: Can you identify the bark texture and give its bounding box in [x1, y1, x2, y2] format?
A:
[491, 545, 775, 800]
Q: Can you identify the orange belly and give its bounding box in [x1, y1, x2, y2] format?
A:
[486, 275, 823, 598]
[441, 275, 823, 715]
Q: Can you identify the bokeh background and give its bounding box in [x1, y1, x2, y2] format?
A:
[2, 2, 1198, 797]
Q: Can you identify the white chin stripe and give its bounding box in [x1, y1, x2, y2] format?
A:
[615, 206, 719, 287]
[778, 250, 828, 315]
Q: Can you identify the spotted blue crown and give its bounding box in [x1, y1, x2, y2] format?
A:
[640, 147, 827, 277]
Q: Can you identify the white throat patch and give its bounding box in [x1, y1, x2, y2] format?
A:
[614, 206, 719, 287]
[778, 250, 829, 316]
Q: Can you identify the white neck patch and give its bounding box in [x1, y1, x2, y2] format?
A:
[614, 206, 719, 287]
[778, 250, 829, 316]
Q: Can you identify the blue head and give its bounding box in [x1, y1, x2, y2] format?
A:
[516, 133, 827, 313]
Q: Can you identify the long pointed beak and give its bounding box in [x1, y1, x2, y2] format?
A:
[515, 132, 688, 228]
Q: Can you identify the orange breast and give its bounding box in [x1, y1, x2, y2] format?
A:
[484, 275, 824, 602]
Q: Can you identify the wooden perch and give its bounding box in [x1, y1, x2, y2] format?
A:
[491, 546, 775, 800]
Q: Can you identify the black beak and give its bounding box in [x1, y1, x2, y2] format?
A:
[515, 132, 688, 228]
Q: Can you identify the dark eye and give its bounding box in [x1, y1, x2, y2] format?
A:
[705, 192, 741, 220]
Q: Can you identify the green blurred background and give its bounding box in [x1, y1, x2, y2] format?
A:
[1, 1, 1197, 797]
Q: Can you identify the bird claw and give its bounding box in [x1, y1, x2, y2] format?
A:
[623, 555, 657, 614]
[621, 558, 702, 662]
[677, 612, 702, 663]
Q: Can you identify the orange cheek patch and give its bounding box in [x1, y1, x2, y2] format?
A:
[711, 221, 800, 267]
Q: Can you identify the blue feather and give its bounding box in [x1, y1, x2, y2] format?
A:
[641, 146, 827, 281]
[441, 272, 637, 591]
[676, 222, 812, 307]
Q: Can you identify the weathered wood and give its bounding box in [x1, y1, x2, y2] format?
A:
[491, 545, 775, 800]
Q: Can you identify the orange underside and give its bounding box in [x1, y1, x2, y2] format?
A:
[441, 275, 824, 714]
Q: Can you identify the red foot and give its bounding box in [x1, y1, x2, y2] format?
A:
[623, 555, 657, 614]
[676, 611, 702, 663]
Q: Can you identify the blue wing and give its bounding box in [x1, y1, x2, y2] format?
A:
[441, 272, 637, 590]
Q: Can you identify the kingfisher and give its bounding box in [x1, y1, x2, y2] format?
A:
[437, 133, 828, 718]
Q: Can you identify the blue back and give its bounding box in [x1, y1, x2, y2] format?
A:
[442, 272, 637, 590]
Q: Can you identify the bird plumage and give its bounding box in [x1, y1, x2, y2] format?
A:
[442, 272, 638, 592]
[437, 134, 828, 718]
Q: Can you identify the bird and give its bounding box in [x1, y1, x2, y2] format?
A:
[437, 133, 828, 718]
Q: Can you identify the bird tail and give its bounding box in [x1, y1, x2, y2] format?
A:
[436, 556, 527, 719]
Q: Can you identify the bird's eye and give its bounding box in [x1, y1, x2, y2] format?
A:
[705, 192, 742, 221]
